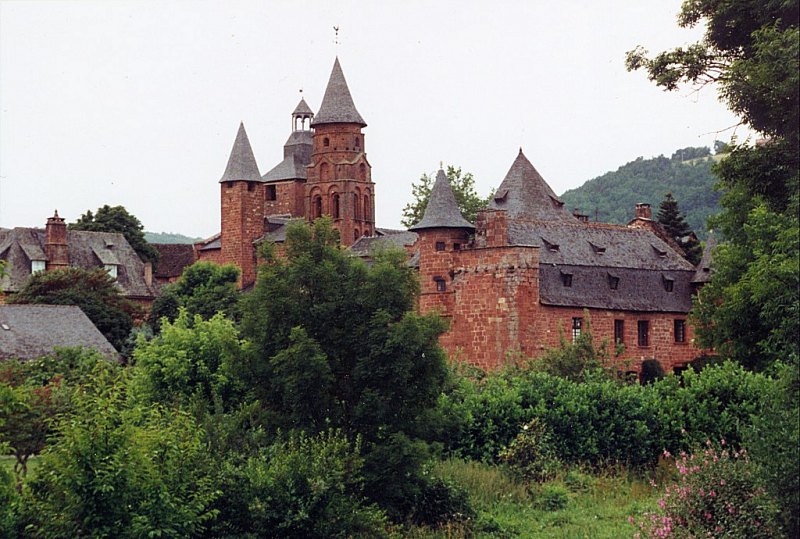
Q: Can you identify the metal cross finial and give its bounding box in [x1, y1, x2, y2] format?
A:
[333, 26, 340, 46]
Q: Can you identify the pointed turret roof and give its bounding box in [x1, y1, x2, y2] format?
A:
[409, 169, 475, 231]
[292, 97, 314, 117]
[488, 149, 577, 222]
[219, 122, 261, 183]
[311, 58, 366, 127]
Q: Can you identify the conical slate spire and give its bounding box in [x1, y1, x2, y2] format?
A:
[488, 149, 577, 222]
[409, 169, 475, 231]
[310, 58, 366, 127]
[219, 122, 261, 183]
[292, 97, 314, 117]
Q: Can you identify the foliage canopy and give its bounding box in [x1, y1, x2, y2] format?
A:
[401, 166, 490, 228]
[71, 204, 160, 265]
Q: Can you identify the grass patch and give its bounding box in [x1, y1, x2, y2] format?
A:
[409, 459, 659, 538]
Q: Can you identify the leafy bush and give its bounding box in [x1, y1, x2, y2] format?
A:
[413, 476, 474, 527]
[639, 359, 665, 384]
[537, 485, 570, 511]
[208, 430, 389, 538]
[633, 443, 781, 538]
[21, 368, 218, 538]
[498, 418, 561, 483]
[0, 463, 18, 538]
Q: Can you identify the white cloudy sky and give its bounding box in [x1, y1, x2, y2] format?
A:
[0, 0, 744, 238]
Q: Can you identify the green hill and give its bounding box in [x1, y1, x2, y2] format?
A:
[144, 231, 201, 244]
[560, 147, 722, 239]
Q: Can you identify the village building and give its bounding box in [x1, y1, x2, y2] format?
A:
[0, 304, 120, 361]
[189, 57, 708, 373]
[0, 211, 158, 309]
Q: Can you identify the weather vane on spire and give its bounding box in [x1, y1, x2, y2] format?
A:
[333, 26, 340, 46]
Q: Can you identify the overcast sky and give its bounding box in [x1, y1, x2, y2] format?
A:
[0, 0, 745, 238]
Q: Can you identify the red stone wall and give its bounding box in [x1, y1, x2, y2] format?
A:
[306, 124, 375, 244]
[195, 247, 224, 265]
[264, 180, 306, 217]
[220, 181, 265, 288]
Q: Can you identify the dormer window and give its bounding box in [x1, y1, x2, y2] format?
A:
[31, 260, 46, 274]
[549, 195, 565, 209]
[541, 238, 559, 252]
[561, 271, 573, 287]
[589, 241, 606, 254]
[608, 274, 620, 290]
[493, 189, 509, 202]
[652, 245, 668, 258]
[105, 264, 118, 279]
[662, 275, 674, 292]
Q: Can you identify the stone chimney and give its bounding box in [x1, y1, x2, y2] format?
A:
[45, 210, 69, 270]
[634, 203, 652, 220]
[572, 208, 589, 223]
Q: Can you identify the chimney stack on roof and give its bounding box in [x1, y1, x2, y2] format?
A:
[45, 210, 69, 270]
[635, 203, 652, 220]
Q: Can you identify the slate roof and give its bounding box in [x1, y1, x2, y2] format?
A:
[692, 232, 717, 284]
[409, 169, 475, 231]
[219, 122, 262, 183]
[489, 149, 578, 223]
[311, 58, 367, 127]
[254, 216, 304, 244]
[0, 228, 158, 298]
[350, 230, 419, 257]
[196, 233, 221, 251]
[292, 97, 314, 116]
[153, 244, 196, 279]
[0, 304, 120, 361]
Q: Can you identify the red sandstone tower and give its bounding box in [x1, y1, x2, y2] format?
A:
[306, 58, 374, 245]
[219, 122, 264, 287]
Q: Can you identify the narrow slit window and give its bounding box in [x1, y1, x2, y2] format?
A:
[572, 317, 582, 343]
[674, 319, 686, 343]
[638, 320, 649, 347]
[614, 319, 624, 345]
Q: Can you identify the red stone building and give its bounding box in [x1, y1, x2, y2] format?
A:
[196, 58, 375, 287]
[195, 57, 710, 372]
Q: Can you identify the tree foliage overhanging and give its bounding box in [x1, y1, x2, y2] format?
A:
[402, 166, 490, 228]
[71, 205, 160, 266]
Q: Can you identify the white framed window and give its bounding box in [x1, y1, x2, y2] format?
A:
[105, 264, 118, 279]
[31, 260, 46, 274]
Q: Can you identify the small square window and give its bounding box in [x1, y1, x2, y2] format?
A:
[434, 276, 446, 292]
[608, 275, 620, 290]
[561, 273, 572, 287]
[638, 320, 649, 347]
[674, 319, 686, 343]
[435, 241, 446, 252]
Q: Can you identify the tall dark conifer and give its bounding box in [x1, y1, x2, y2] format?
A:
[657, 193, 702, 265]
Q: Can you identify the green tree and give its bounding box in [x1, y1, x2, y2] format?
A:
[9, 268, 140, 352]
[670, 146, 710, 161]
[148, 262, 241, 331]
[401, 165, 489, 228]
[657, 192, 702, 265]
[21, 367, 218, 538]
[71, 205, 160, 266]
[240, 218, 450, 519]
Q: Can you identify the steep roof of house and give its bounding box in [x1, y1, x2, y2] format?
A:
[292, 97, 314, 116]
[0, 228, 157, 298]
[153, 244, 196, 279]
[219, 122, 262, 183]
[310, 58, 367, 127]
[409, 169, 475, 231]
[262, 154, 309, 182]
[351, 230, 419, 257]
[692, 231, 717, 283]
[0, 304, 120, 361]
[489, 149, 578, 223]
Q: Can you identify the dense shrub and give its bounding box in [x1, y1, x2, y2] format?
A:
[633, 443, 781, 538]
[444, 361, 775, 467]
[498, 418, 561, 483]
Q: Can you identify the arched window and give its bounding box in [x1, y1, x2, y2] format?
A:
[323, 137, 330, 147]
[332, 193, 340, 219]
[353, 190, 361, 220]
[354, 136, 360, 148]
[312, 195, 322, 219]
[363, 194, 370, 221]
